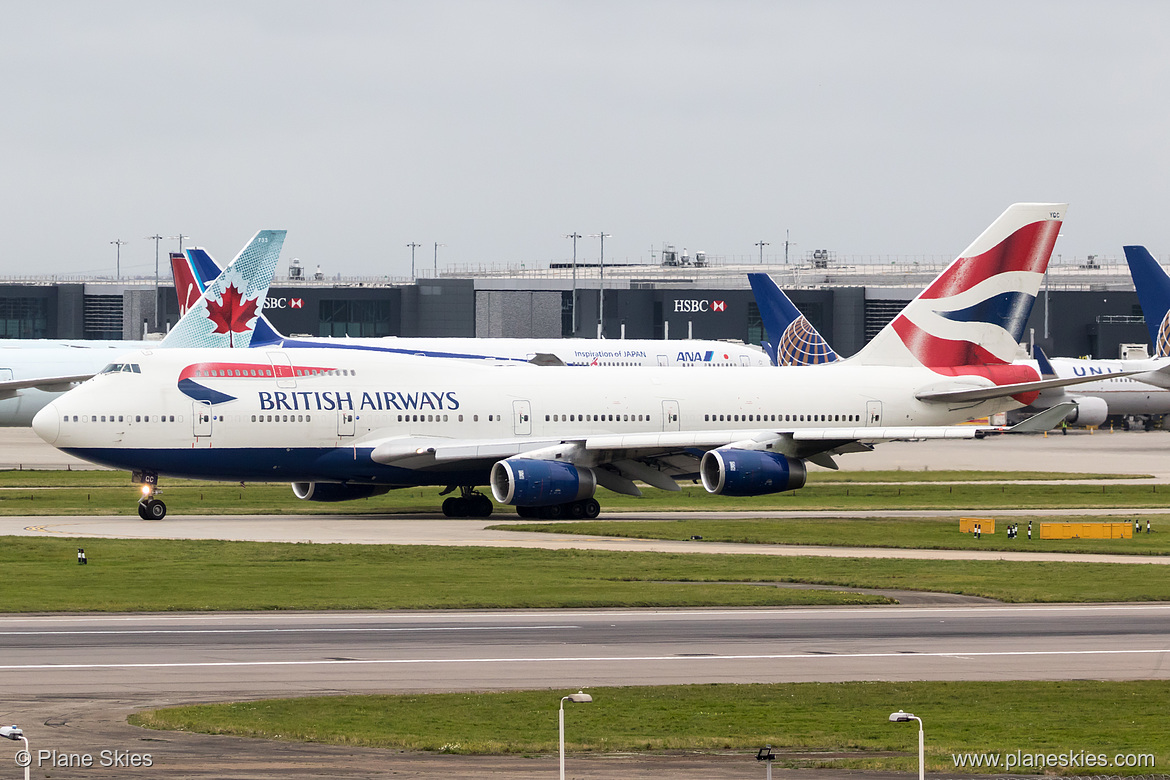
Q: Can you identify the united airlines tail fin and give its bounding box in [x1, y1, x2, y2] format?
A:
[747, 273, 838, 365]
[1123, 245, 1170, 357]
[849, 203, 1065, 369]
[160, 230, 286, 349]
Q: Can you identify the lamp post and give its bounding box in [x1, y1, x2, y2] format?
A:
[406, 242, 421, 278]
[755, 240, 769, 264]
[167, 234, 188, 254]
[145, 234, 164, 328]
[889, 711, 924, 780]
[565, 232, 581, 334]
[433, 242, 446, 276]
[589, 232, 610, 337]
[109, 239, 128, 280]
[559, 691, 592, 780]
[1, 725, 30, 780]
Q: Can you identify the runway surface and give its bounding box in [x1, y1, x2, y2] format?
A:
[4, 605, 1169, 698]
[3, 604, 1169, 778]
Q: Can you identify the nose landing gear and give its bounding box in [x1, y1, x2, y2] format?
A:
[133, 470, 167, 520]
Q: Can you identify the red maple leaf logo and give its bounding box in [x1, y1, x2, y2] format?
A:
[205, 283, 259, 347]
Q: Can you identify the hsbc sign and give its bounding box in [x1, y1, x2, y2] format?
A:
[674, 299, 726, 313]
[264, 297, 305, 309]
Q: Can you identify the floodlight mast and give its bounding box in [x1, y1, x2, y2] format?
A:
[559, 691, 592, 780]
[1, 725, 29, 780]
[889, 711, 924, 780]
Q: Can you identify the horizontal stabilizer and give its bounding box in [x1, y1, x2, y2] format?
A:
[1004, 402, 1076, 433]
[916, 368, 1151, 404]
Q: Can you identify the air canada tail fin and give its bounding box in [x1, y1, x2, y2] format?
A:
[848, 203, 1065, 369]
[160, 230, 286, 349]
[1123, 245, 1170, 357]
[173, 244, 286, 347]
[747, 273, 838, 366]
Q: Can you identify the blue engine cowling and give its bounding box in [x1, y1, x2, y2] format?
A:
[291, 482, 392, 502]
[699, 449, 807, 496]
[489, 459, 596, 507]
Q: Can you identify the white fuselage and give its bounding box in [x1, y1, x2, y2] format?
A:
[0, 343, 152, 426]
[34, 347, 1023, 486]
[1043, 357, 1170, 415]
[264, 335, 769, 367]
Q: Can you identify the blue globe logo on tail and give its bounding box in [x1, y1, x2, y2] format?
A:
[1158, 311, 1170, 358]
[776, 316, 838, 365]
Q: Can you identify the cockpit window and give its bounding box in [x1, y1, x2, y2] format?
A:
[100, 363, 141, 374]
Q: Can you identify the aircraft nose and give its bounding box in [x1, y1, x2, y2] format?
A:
[32, 403, 60, 445]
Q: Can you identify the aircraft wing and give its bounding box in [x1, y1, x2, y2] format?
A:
[366, 404, 1073, 486]
[0, 373, 95, 396]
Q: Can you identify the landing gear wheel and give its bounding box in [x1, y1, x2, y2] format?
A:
[516, 505, 539, 518]
[582, 498, 600, 519]
[139, 499, 166, 520]
[470, 494, 493, 518]
[540, 504, 564, 520]
[442, 497, 469, 518]
[568, 500, 586, 519]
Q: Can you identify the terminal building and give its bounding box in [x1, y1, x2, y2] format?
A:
[0, 253, 1153, 361]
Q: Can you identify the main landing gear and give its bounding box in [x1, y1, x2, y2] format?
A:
[134, 470, 167, 520]
[515, 498, 600, 520]
[441, 487, 494, 518]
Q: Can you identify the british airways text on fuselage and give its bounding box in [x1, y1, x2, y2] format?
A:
[258, 390, 460, 412]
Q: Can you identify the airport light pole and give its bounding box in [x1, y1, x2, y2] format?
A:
[433, 242, 446, 276]
[589, 232, 610, 337]
[889, 711, 924, 780]
[1, 725, 30, 780]
[406, 242, 421, 279]
[559, 691, 592, 780]
[755, 240, 769, 264]
[565, 232, 581, 335]
[109, 239, 128, 280]
[145, 234, 164, 328]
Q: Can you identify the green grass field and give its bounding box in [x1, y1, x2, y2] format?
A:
[495, 516, 1170, 555]
[5, 537, 1170, 611]
[0, 469, 1160, 516]
[128, 680, 1168, 773]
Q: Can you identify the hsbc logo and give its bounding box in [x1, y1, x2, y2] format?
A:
[674, 299, 726, 313]
[264, 297, 305, 309]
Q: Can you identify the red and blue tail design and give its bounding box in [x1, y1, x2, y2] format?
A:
[850, 203, 1065, 371]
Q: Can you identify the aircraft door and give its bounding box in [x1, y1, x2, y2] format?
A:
[513, 400, 532, 435]
[193, 401, 212, 437]
[662, 400, 680, 431]
[740, 355, 751, 366]
[266, 352, 297, 389]
[866, 400, 882, 426]
[337, 410, 355, 437]
[657, 355, 669, 366]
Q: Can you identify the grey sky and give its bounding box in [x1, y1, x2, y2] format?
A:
[3, 1, 1168, 278]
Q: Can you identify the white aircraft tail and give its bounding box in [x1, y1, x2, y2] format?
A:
[849, 203, 1065, 369]
[160, 230, 286, 349]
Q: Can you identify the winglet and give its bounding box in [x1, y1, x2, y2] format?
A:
[1123, 245, 1170, 357]
[747, 273, 838, 365]
[160, 230, 286, 349]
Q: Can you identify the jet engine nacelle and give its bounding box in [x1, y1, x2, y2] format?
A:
[291, 482, 392, 502]
[700, 449, 808, 496]
[489, 459, 597, 507]
[1065, 396, 1109, 428]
